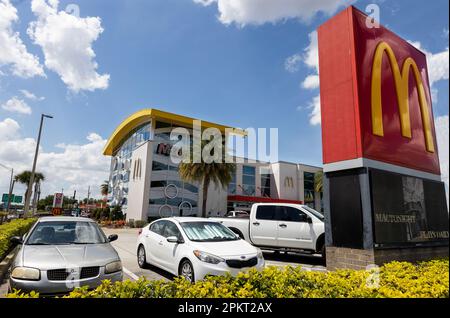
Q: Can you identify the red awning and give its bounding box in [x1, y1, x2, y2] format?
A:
[227, 195, 303, 205]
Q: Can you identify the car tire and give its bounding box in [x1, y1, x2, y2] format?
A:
[179, 259, 195, 283]
[137, 244, 149, 269]
[320, 244, 326, 261]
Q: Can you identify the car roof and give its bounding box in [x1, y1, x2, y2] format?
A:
[254, 203, 306, 208]
[38, 216, 95, 222]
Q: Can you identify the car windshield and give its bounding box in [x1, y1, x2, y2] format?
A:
[180, 222, 239, 242]
[302, 206, 325, 221]
[26, 221, 108, 245]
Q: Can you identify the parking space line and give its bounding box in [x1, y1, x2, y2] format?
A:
[123, 267, 140, 281]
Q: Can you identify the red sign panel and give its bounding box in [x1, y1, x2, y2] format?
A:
[318, 6, 440, 175]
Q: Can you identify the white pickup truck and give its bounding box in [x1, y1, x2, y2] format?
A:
[211, 203, 326, 258]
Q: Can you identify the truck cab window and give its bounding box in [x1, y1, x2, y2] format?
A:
[256, 206, 276, 220]
[282, 207, 308, 222]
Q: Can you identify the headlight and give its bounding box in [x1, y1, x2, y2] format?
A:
[193, 250, 224, 264]
[256, 248, 264, 260]
[105, 261, 122, 274]
[11, 267, 40, 281]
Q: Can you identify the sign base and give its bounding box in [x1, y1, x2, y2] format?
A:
[323, 166, 449, 270]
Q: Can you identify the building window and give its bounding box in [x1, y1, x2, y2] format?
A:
[228, 172, 236, 195]
[304, 172, 315, 208]
[260, 168, 271, 198]
[242, 166, 255, 196]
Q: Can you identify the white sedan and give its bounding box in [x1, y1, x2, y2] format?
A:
[136, 217, 265, 282]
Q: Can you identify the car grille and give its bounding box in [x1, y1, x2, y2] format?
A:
[226, 257, 258, 269]
[80, 267, 100, 279]
[47, 269, 69, 281]
[47, 267, 100, 281]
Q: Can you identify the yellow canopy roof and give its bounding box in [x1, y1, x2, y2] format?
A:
[103, 108, 246, 156]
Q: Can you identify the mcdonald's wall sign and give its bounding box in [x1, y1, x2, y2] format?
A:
[318, 6, 440, 176]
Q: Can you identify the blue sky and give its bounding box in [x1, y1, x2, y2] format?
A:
[0, 0, 448, 199]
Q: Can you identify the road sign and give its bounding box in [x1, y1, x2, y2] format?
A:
[2, 193, 15, 203]
[14, 196, 23, 203]
[52, 207, 62, 216]
[53, 193, 64, 208]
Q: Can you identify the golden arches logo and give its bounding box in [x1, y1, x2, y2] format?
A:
[371, 41, 435, 153]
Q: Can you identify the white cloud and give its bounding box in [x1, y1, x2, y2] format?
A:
[193, 0, 354, 26]
[0, 117, 20, 140]
[284, 53, 302, 73]
[193, 0, 216, 5]
[299, 94, 321, 126]
[20, 89, 45, 101]
[0, 0, 45, 78]
[27, 0, 110, 92]
[294, 31, 320, 122]
[1, 96, 32, 114]
[302, 74, 319, 89]
[0, 117, 110, 199]
[435, 115, 449, 206]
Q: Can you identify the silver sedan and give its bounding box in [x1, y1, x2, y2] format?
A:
[9, 217, 122, 296]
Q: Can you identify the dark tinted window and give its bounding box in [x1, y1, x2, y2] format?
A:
[163, 221, 182, 239]
[256, 206, 276, 220]
[282, 207, 307, 222]
[149, 221, 166, 236]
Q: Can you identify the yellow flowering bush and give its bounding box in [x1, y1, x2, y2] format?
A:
[7, 259, 448, 298]
[0, 218, 37, 261]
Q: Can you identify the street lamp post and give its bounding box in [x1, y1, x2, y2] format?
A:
[0, 163, 14, 213]
[23, 114, 53, 216]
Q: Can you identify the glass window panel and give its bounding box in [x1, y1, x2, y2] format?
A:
[243, 166, 256, 176]
[243, 175, 255, 186]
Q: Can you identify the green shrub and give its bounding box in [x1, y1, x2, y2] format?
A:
[7, 259, 448, 298]
[133, 220, 147, 228]
[0, 218, 37, 261]
[110, 206, 124, 221]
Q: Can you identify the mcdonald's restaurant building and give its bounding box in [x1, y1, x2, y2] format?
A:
[103, 109, 323, 222]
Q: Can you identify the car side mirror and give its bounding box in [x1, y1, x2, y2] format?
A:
[10, 236, 23, 245]
[306, 216, 313, 224]
[108, 234, 118, 242]
[167, 236, 182, 244]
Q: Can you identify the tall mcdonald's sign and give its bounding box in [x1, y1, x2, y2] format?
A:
[318, 6, 448, 271]
[318, 6, 440, 176]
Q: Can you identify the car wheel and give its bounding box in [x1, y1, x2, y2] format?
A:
[320, 244, 326, 261]
[179, 259, 195, 283]
[137, 245, 148, 269]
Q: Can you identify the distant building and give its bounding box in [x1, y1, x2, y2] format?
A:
[103, 109, 322, 222]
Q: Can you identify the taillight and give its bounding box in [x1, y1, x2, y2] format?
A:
[138, 228, 142, 235]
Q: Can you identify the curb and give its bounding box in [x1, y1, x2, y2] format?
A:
[0, 246, 18, 284]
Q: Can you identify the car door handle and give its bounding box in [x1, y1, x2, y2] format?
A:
[158, 241, 163, 245]
[252, 222, 260, 226]
[279, 224, 287, 228]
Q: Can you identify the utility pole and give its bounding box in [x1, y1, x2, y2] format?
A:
[24, 114, 53, 216]
[87, 186, 91, 215]
[0, 163, 14, 213]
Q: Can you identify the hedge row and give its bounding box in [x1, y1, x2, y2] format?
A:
[8, 259, 449, 298]
[0, 218, 37, 261]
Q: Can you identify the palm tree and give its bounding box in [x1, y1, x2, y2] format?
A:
[179, 140, 235, 218]
[14, 171, 45, 208]
[314, 171, 323, 193]
[100, 181, 109, 197]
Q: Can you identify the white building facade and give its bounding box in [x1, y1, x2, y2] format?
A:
[104, 109, 323, 222]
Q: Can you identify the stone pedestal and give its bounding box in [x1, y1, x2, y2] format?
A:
[323, 167, 449, 271]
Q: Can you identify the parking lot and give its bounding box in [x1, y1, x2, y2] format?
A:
[0, 227, 326, 297]
[102, 228, 327, 282]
